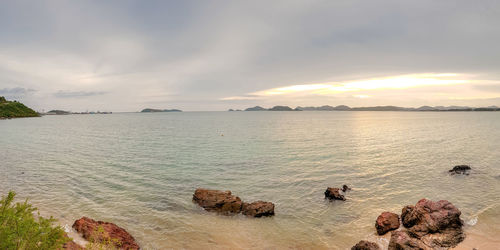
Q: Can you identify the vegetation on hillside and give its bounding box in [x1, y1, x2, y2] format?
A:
[0, 191, 68, 249]
[0, 96, 39, 118]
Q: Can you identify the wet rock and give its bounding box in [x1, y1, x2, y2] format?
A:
[389, 230, 428, 250]
[351, 240, 381, 250]
[342, 184, 351, 192]
[72, 217, 140, 250]
[192, 188, 243, 214]
[324, 187, 346, 201]
[449, 165, 471, 175]
[242, 201, 275, 217]
[375, 212, 400, 235]
[400, 199, 464, 248]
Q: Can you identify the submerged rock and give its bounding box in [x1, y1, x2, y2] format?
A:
[399, 199, 465, 248]
[72, 217, 140, 250]
[242, 201, 275, 217]
[192, 188, 243, 214]
[375, 212, 400, 235]
[351, 240, 381, 250]
[324, 187, 346, 200]
[389, 230, 428, 250]
[449, 165, 471, 175]
[342, 184, 351, 192]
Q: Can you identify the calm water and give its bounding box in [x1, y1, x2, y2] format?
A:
[1, 112, 499, 249]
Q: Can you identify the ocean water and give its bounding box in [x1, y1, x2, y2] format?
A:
[1, 112, 499, 249]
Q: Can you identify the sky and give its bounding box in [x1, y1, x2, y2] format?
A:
[1, 0, 500, 112]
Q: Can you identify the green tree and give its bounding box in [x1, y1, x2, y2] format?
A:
[0, 191, 67, 249]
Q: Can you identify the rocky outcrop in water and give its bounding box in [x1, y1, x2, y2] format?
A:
[193, 188, 243, 214]
[398, 199, 464, 248]
[72, 217, 140, 250]
[342, 184, 351, 192]
[242, 201, 275, 217]
[375, 212, 400, 235]
[351, 240, 381, 250]
[449, 165, 471, 175]
[193, 188, 275, 217]
[324, 187, 346, 200]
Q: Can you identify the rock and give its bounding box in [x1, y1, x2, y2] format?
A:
[388, 231, 428, 250]
[342, 184, 351, 192]
[375, 212, 400, 235]
[401, 205, 416, 228]
[400, 199, 464, 248]
[192, 188, 243, 214]
[242, 201, 275, 217]
[449, 165, 471, 175]
[324, 187, 346, 200]
[351, 240, 381, 250]
[72, 217, 140, 250]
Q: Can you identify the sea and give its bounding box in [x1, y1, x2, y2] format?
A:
[1, 111, 499, 249]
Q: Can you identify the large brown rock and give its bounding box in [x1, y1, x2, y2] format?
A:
[351, 240, 381, 250]
[388, 231, 429, 250]
[324, 187, 346, 200]
[193, 188, 243, 214]
[400, 199, 465, 248]
[375, 212, 400, 235]
[72, 217, 140, 250]
[242, 201, 275, 217]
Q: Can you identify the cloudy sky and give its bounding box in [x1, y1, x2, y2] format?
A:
[1, 0, 500, 111]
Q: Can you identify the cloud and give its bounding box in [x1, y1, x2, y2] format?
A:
[1, 1, 500, 110]
[53, 90, 107, 98]
[223, 73, 471, 100]
[0, 87, 36, 95]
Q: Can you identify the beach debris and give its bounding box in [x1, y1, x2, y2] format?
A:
[351, 240, 381, 250]
[342, 184, 351, 192]
[449, 165, 471, 175]
[324, 187, 346, 201]
[242, 201, 275, 217]
[61, 233, 84, 250]
[375, 212, 400, 235]
[193, 188, 243, 215]
[72, 217, 140, 250]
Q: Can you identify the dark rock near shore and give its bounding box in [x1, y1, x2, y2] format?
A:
[375, 212, 400, 235]
[242, 201, 275, 217]
[324, 187, 346, 200]
[192, 188, 243, 214]
[389, 231, 428, 250]
[72, 217, 140, 250]
[449, 165, 471, 175]
[398, 199, 465, 248]
[351, 240, 381, 250]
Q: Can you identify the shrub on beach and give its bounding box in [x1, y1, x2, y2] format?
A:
[0, 191, 67, 250]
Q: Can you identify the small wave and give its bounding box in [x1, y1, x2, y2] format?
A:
[467, 217, 478, 226]
[63, 224, 72, 233]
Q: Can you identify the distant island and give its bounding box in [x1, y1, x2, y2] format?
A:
[141, 108, 182, 112]
[43, 110, 112, 115]
[0, 96, 39, 119]
[238, 105, 500, 112]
